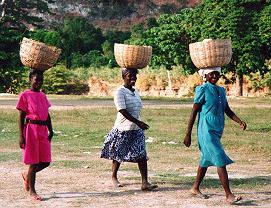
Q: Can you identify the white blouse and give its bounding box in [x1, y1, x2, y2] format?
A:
[113, 86, 143, 131]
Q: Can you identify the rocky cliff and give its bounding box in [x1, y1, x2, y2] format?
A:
[42, 0, 201, 31]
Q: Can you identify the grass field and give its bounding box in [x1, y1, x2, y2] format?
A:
[0, 96, 270, 207]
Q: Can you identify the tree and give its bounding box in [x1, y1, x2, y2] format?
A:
[128, 9, 194, 73]
[59, 16, 104, 68]
[184, 0, 270, 96]
[29, 29, 62, 48]
[0, 0, 54, 93]
[102, 30, 131, 68]
[132, 0, 271, 96]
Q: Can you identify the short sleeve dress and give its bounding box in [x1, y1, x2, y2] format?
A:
[101, 86, 147, 163]
[16, 89, 51, 165]
[194, 82, 233, 167]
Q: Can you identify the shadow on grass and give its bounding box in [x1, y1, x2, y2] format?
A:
[156, 175, 271, 189]
[201, 176, 271, 189]
[246, 126, 271, 133]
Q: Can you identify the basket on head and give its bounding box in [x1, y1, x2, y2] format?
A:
[114, 43, 152, 69]
[189, 39, 232, 69]
[20, 37, 61, 71]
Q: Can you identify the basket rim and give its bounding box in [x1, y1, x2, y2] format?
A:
[189, 38, 231, 47]
[21, 37, 61, 51]
[114, 43, 152, 49]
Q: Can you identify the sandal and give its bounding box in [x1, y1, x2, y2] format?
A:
[141, 184, 158, 191]
[113, 182, 124, 188]
[191, 192, 209, 199]
[226, 196, 242, 204]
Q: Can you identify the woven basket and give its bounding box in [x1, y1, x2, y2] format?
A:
[189, 39, 232, 69]
[114, 43, 152, 69]
[20, 37, 61, 71]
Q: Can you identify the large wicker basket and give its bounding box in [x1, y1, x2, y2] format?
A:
[114, 43, 152, 69]
[189, 39, 232, 69]
[20, 37, 61, 71]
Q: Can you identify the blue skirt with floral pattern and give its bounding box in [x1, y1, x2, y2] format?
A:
[101, 128, 147, 163]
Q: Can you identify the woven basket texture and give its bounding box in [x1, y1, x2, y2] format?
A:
[20, 37, 61, 71]
[189, 39, 232, 69]
[114, 43, 152, 69]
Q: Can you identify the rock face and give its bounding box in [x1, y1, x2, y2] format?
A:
[41, 0, 201, 31]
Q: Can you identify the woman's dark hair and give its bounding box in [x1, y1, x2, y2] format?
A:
[121, 68, 138, 79]
[29, 69, 44, 80]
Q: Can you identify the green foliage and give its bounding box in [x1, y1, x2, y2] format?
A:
[29, 29, 62, 48]
[102, 30, 131, 68]
[60, 16, 105, 68]
[43, 65, 88, 94]
[130, 23, 145, 40]
[129, 10, 194, 73]
[147, 17, 158, 28]
[0, 0, 53, 30]
[85, 66, 121, 83]
[182, 0, 270, 76]
[247, 71, 270, 91]
[127, 0, 271, 79]
[0, 67, 28, 93]
[0, 0, 53, 93]
[1, 0, 271, 95]
[71, 51, 109, 68]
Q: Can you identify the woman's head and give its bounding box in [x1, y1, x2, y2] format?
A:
[198, 67, 221, 84]
[29, 69, 44, 91]
[122, 68, 138, 87]
[206, 71, 221, 84]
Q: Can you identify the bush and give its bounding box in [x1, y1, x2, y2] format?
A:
[71, 51, 109, 68]
[43, 65, 88, 94]
[0, 67, 28, 93]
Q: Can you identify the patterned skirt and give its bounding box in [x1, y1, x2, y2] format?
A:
[101, 128, 147, 163]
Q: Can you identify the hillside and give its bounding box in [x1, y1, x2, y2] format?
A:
[41, 0, 201, 31]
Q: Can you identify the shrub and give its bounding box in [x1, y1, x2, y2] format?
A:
[71, 51, 109, 68]
[43, 65, 88, 94]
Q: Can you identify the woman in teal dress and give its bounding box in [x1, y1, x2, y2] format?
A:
[183, 67, 247, 204]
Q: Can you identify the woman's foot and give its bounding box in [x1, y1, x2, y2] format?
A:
[141, 182, 158, 191]
[30, 193, 42, 201]
[21, 172, 29, 191]
[190, 189, 209, 199]
[112, 177, 123, 188]
[226, 194, 242, 204]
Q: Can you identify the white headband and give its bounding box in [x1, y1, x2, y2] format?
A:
[198, 67, 221, 81]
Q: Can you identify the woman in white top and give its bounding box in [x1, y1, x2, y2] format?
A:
[101, 68, 157, 191]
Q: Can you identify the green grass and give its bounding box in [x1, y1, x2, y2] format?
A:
[0, 104, 270, 159]
[1, 106, 270, 152]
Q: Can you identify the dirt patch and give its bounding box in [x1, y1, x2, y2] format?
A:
[1, 158, 270, 208]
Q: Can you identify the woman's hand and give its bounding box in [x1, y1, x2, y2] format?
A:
[137, 121, 150, 130]
[183, 134, 191, 147]
[19, 136, 25, 149]
[48, 131, 54, 142]
[239, 121, 247, 130]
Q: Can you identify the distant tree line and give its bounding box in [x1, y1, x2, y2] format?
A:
[0, 0, 270, 95]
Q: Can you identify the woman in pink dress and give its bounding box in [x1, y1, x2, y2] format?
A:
[16, 69, 53, 201]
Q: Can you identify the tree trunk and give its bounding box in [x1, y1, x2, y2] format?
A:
[167, 70, 172, 92]
[236, 73, 243, 96]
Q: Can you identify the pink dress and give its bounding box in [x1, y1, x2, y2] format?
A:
[16, 89, 51, 164]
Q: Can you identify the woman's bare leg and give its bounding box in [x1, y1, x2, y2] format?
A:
[138, 160, 157, 191]
[112, 160, 123, 187]
[191, 166, 209, 198]
[217, 166, 242, 203]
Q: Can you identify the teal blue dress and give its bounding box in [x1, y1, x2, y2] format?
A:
[194, 82, 233, 167]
